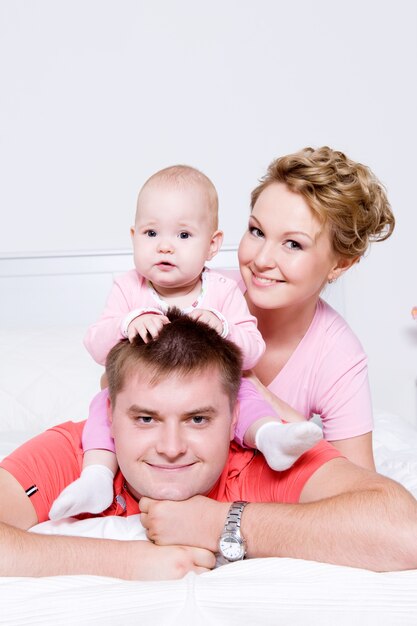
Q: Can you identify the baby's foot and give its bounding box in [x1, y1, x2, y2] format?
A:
[255, 421, 323, 471]
[49, 464, 115, 520]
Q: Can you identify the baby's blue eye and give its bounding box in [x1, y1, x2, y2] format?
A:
[179, 232, 190, 239]
[146, 230, 157, 237]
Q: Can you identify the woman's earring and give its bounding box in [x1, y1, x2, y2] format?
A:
[328, 277, 336, 284]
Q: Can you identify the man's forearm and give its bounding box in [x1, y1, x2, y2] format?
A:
[0, 522, 140, 578]
[0, 522, 215, 580]
[243, 480, 417, 571]
[141, 477, 417, 572]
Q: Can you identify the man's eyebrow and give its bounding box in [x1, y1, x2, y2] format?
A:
[126, 405, 218, 417]
[127, 404, 159, 416]
[182, 406, 217, 417]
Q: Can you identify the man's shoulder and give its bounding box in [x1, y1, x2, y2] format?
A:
[48, 420, 86, 440]
[228, 440, 257, 460]
[222, 440, 342, 504]
[227, 440, 341, 471]
[0, 421, 87, 524]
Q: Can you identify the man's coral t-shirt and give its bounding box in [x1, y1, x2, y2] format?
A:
[0, 421, 341, 523]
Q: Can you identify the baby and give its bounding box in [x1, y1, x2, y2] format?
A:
[50, 165, 322, 519]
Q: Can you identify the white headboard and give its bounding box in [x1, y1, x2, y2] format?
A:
[0, 248, 345, 328]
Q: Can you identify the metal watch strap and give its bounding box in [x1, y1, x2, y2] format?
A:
[224, 501, 248, 534]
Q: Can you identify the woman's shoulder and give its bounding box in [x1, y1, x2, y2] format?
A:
[315, 298, 350, 329]
[314, 298, 365, 356]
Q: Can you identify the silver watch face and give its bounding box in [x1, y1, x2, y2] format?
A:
[219, 533, 245, 561]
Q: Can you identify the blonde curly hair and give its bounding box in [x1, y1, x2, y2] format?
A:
[251, 146, 395, 259]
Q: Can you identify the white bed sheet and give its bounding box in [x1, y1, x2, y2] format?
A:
[3, 513, 417, 626]
[1, 561, 417, 626]
[1, 325, 417, 625]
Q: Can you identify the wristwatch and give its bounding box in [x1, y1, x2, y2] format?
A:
[218, 501, 248, 562]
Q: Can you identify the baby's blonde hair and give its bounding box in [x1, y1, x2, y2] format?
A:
[251, 146, 395, 259]
[136, 164, 219, 229]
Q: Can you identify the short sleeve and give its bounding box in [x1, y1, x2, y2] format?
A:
[0, 421, 85, 523]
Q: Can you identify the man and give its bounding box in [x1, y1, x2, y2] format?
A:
[0, 310, 416, 579]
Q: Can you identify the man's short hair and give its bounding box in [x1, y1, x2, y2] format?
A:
[106, 308, 243, 408]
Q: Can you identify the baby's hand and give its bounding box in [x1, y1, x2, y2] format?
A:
[127, 313, 170, 343]
[189, 309, 223, 335]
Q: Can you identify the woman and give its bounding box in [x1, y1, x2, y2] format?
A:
[236, 146, 394, 469]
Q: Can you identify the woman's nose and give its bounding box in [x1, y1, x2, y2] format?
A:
[253, 242, 277, 270]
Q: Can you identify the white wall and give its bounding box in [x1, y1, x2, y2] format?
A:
[1, 0, 416, 421]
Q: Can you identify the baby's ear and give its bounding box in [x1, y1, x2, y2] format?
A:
[130, 226, 135, 239]
[207, 230, 224, 261]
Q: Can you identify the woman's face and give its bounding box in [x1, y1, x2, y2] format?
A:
[238, 182, 340, 311]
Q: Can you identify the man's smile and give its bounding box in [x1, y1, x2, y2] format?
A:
[145, 461, 198, 471]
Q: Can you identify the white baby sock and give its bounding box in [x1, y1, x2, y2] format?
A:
[49, 464, 115, 520]
[255, 421, 323, 471]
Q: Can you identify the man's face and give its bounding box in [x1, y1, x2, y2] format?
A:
[108, 368, 237, 501]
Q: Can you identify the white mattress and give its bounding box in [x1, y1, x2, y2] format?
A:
[1, 325, 417, 625]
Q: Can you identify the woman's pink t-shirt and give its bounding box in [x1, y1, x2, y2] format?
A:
[230, 271, 373, 442]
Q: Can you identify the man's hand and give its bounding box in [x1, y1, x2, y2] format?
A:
[140, 496, 230, 553]
[127, 313, 170, 343]
[129, 541, 216, 580]
[188, 309, 223, 335]
[0, 520, 215, 580]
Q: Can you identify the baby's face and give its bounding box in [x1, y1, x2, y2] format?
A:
[131, 183, 222, 292]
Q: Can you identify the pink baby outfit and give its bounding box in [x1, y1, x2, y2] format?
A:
[84, 268, 264, 369]
[83, 267, 268, 452]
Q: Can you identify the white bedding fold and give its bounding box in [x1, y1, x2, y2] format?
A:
[1, 554, 416, 626]
[0, 515, 406, 626]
